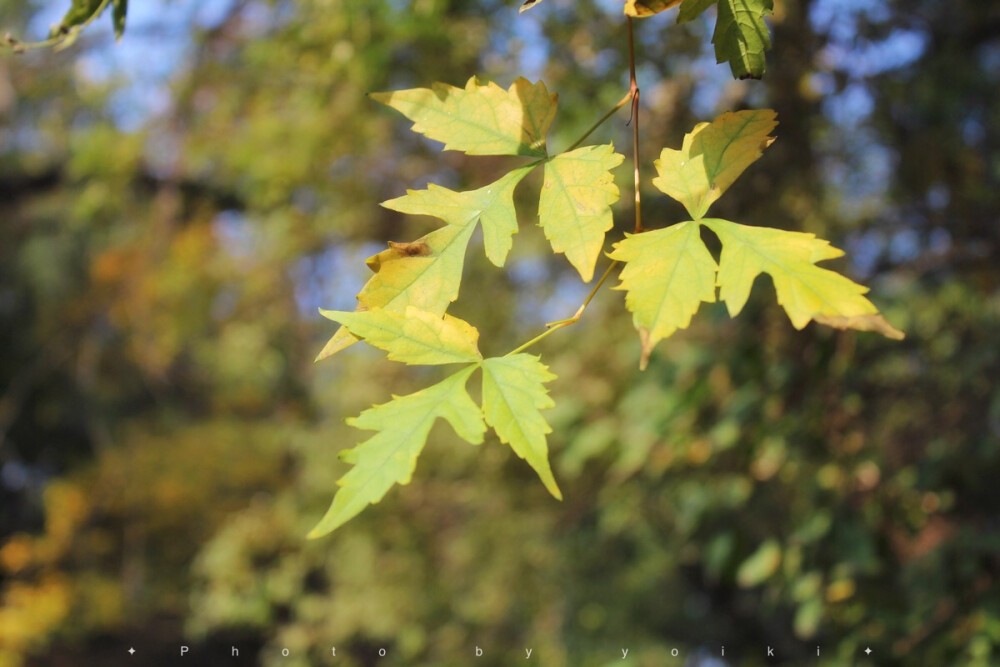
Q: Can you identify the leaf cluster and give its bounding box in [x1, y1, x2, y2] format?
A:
[311, 76, 624, 536]
[311, 78, 902, 536]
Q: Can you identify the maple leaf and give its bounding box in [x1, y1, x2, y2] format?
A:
[320, 307, 482, 366]
[316, 224, 475, 361]
[381, 165, 535, 268]
[371, 77, 556, 157]
[653, 109, 777, 220]
[539, 144, 625, 282]
[609, 221, 718, 369]
[308, 366, 485, 538]
[703, 218, 904, 339]
[481, 354, 562, 500]
[714, 0, 773, 79]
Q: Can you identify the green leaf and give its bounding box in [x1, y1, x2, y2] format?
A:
[653, 109, 777, 220]
[308, 366, 484, 537]
[539, 144, 625, 282]
[53, 0, 101, 36]
[381, 165, 535, 267]
[608, 221, 718, 369]
[736, 539, 782, 587]
[371, 77, 556, 157]
[111, 0, 127, 40]
[481, 355, 562, 500]
[677, 0, 716, 23]
[317, 164, 537, 362]
[714, 0, 773, 79]
[703, 218, 904, 339]
[316, 223, 476, 361]
[319, 307, 482, 365]
[624, 0, 682, 17]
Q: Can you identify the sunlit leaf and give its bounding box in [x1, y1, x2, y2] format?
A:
[608, 221, 718, 369]
[371, 77, 556, 157]
[653, 109, 777, 220]
[316, 223, 476, 361]
[624, 0, 682, 17]
[481, 355, 562, 500]
[319, 307, 482, 365]
[539, 144, 624, 281]
[714, 0, 773, 79]
[382, 165, 535, 267]
[308, 366, 484, 537]
[703, 218, 904, 339]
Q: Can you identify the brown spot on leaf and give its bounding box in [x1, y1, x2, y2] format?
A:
[365, 241, 431, 273]
[387, 240, 432, 257]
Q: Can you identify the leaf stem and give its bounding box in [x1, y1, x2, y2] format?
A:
[563, 89, 635, 154]
[3, 0, 111, 52]
[627, 16, 643, 233]
[505, 259, 619, 357]
[545, 260, 618, 327]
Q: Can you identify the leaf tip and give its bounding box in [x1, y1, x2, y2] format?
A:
[813, 313, 906, 341]
[638, 327, 654, 371]
[305, 526, 328, 540]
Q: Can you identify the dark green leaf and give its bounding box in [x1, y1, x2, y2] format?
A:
[713, 0, 773, 79]
[677, 0, 716, 23]
[112, 0, 127, 40]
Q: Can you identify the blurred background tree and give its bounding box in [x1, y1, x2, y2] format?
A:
[0, 0, 997, 665]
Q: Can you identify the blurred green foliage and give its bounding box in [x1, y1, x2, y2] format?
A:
[1, 0, 998, 665]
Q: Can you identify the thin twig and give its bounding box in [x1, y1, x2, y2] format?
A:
[564, 89, 634, 153]
[3, 0, 111, 52]
[627, 16, 643, 233]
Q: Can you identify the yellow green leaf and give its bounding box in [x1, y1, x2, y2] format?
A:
[319, 307, 482, 365]
[608, 221, 718, 369]
[539, 144, 625, 282]
[315, 327, 359, 362]
[703, 218, 904, 339]
[481, 355, 562, 500]
[371, 77, 556, 157]
[624, 0, 682, 17]
[308, 366, 484, 537]
[381, 165, 535, 267]
[316, 223, 476, 361]
[653, 109, 777, 220]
